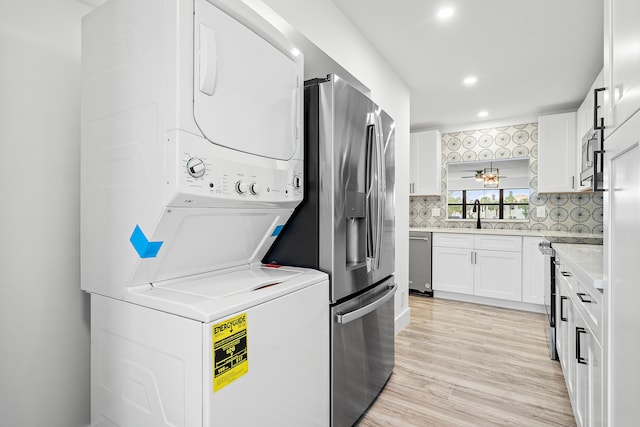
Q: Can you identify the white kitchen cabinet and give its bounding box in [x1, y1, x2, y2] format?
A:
[474, 249, 522, 301]
[555, 258, 604, 427]
[556, 275, 575, 400]
[522, 237, 545, 305]
[574, 304, 604, 427]
[604, 109, 640, 426]
[410, 130, 441, 195]
[432, 246, 474, 294]
[576, 70, 605, 143]
[603, 0, 640, 136]
[432, 233, 522, 302]
[538, 112, 578, 192]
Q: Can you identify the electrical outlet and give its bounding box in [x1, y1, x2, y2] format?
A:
[432, 207, 441, 217]
[536, 206, 546, 218]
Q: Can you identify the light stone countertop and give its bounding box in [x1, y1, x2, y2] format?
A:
[552, 243, 604, 291]
[409, 227, 603, 242]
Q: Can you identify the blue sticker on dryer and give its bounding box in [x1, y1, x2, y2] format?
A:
[130, 225, 163, 258]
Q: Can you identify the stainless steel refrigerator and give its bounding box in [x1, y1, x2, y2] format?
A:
[264, 74, 396, 427]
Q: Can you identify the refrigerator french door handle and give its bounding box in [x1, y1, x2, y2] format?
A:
[375, 115, 385, 270]
[365, 125, 375, 260]
[335, 283, 397, 324]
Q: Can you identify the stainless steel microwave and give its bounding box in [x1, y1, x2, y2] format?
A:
[580, 129, 604, 191]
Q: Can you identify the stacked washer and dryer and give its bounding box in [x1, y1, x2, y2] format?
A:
[81, 0, 329, 426]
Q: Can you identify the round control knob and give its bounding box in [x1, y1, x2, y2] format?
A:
[186, 157, 206, 178]
[250, 182, 261, 195]
[293, 175, 302, 189]
[235, 181, 248, 194]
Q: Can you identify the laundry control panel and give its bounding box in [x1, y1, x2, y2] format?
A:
[165, 130, 303, 207]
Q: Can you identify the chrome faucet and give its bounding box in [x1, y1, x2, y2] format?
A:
[472, 199, 481, 229]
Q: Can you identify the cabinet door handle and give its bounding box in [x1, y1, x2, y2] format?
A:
[576, 327, 587, 365]
[561, 271, 572, 277]
[593, 149, 607, 192]
[577, 292, 592, 303]
[593, 87, 606, 131]
[560, 296, 568, 321]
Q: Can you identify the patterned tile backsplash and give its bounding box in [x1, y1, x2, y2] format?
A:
[409, 122, 604, 234]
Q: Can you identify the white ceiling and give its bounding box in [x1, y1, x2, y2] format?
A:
[332, 0, 604, 132]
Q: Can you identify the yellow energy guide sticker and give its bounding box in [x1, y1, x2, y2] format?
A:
[212, 312, 248, 392]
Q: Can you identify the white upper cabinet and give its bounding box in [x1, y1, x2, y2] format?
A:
[409, 130, 441, 195]
[603, 0, 640, 136]
[576, 70, 605, 142]
[538, 112, 577, 193]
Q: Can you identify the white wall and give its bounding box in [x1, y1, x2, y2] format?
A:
[245, 0, 412, 332]
[0, 1, 91, 426]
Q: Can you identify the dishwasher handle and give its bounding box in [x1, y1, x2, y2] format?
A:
[335, 283, 397, 325]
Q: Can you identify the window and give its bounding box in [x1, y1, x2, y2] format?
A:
[447, 188, 530, 220]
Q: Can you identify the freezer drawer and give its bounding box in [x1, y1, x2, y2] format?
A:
[409, 231, 432, 294]
[331, 277, 396, 427]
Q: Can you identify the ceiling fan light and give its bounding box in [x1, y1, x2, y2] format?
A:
[482, 167, 499, 188]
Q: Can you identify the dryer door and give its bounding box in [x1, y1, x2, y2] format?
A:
[193, 0, 302, 161]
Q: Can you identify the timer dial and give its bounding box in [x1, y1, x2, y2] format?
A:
[250, 183, 261, 195]
[236, 181, 248, 194]
[186, 157, 206, 178]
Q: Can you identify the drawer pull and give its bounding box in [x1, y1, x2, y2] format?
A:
[560, 296, 568, 321]
[561, 271, 572, 277]
[576, 327, 587, 365]
[577, 292, 592, 303]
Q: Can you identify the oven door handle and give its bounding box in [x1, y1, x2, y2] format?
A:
[335, 283, 397, 325]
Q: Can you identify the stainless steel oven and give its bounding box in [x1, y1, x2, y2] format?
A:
[538, 240, 557, 360]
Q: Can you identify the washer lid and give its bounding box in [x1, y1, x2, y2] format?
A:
[126, 266, 328, 323]
[157, 266, 302, 299]
[193, 0, 303, 161]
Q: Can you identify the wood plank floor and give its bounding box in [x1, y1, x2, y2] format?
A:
[357, 295, 575, 427]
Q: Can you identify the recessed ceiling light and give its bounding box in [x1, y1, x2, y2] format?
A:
[291, 48, 300, 57]
[478, 111, 489, 118]
[463, 76, 478, 86]
[437, 7, 455, 20]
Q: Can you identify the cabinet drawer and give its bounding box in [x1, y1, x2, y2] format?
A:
[474, 235, 522, 252]
[574, 281, 602, 343]
[433, 233, 474, 248]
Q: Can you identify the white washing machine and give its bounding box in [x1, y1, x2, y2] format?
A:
[81, 0, 328, 425]
[92, 266, 329, 427]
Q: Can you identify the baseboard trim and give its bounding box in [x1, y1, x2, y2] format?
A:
[433, 291, 545, 313]
[395, 306, 411, 335]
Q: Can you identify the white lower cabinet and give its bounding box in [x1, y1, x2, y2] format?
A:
[432, 246, 474, 294]
[522, 237, 545, 304]
[474, 250, 522, 301]
[555, 264, 604, 427]
[432, 233, 522, 302]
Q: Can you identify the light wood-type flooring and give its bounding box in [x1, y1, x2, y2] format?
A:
[357, 295, 575, 427]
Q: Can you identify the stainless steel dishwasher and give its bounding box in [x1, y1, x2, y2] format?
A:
[409, 231, 432, 295]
